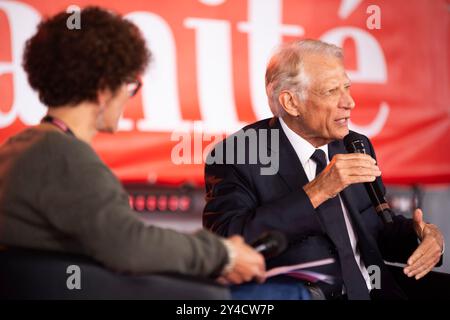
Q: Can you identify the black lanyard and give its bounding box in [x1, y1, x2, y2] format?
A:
[41, 115, 75, 137]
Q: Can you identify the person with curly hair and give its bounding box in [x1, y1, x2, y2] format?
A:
[0, 7, 265, 289]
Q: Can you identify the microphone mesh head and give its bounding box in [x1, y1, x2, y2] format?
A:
[344, 132, 366, 154]
[269, 230, 288, 257]
[252, 230, 288, 258]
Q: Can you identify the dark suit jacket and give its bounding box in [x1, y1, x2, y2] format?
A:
[203, 117, 420, 299]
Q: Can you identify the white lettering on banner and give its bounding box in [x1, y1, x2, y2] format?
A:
[321, 27, 389, 137]
[199, 0, 226, 6]
[321, 27, 387, 83]
[184, 18, 244, 132]
[0, 0, 390, 137]
[338, 0, 363, 19]
[238, 0, 304, 120]
[0, 0, 45, 128]
[349, 101, 390, 137]
[125, 12, 191, 132]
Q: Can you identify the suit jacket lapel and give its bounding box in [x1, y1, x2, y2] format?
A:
[328, 139, 363, 221]
[329, 142, 372, 237]
[336, 153, 405, 298]
[268, 118, 310, 191]
[270, 124, 404, 297]
[328, 140, 360, 219]
[329, 139, 385, 259]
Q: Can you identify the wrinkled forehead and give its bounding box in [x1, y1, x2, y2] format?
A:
[303, 54, 350, 87]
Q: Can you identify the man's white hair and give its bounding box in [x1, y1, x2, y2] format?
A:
[265, 39, 343, 117]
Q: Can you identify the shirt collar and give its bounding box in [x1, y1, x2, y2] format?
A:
[279, 117, 329, 165]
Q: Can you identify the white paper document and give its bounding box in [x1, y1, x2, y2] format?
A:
[265, 258, 336, 284]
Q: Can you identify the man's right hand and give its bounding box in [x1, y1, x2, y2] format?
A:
[303, 153, 381, 208]
[219, 235, 266, 285]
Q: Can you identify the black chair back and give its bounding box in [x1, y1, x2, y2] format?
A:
[0, 247, 230, 300]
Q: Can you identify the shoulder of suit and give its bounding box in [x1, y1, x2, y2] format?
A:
[206, 118, 275, 160]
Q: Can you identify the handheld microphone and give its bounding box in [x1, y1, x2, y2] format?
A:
[343, 132, 393, 224]
[251, 230, 288, 259]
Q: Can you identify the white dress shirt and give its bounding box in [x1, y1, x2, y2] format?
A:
[279, 118, 372, 290]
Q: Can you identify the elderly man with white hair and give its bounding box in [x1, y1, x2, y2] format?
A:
[203, 39, 445, 300]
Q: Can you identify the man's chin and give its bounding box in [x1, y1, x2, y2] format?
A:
[334, 127, 349, 140]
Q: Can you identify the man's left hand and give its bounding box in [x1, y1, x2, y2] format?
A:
[404, 208, 444, 280]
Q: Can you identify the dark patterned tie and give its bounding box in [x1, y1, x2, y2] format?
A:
[311, 149, 370, 299]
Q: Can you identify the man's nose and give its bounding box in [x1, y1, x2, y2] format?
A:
[340, 90, 355, 110]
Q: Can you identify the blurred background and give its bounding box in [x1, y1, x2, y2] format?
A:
[1, 0, 449, 272]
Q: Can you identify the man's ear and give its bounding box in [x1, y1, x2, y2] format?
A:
[279, 90, 301, 117]
[96, 88, 113, 108]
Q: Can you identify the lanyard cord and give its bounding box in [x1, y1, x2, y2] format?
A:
[41, 115, 75, 137]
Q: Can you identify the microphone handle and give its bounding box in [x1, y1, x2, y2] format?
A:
[354, 148, 392, 224]
[381, 208, 394, 224]
[363, 182, 393, 224]
[253, 244, 267, 253]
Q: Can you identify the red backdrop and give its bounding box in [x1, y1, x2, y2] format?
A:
[0, 0, 449, 185]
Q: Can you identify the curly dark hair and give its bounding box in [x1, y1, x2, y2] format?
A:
[23, 6, 151, 107]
